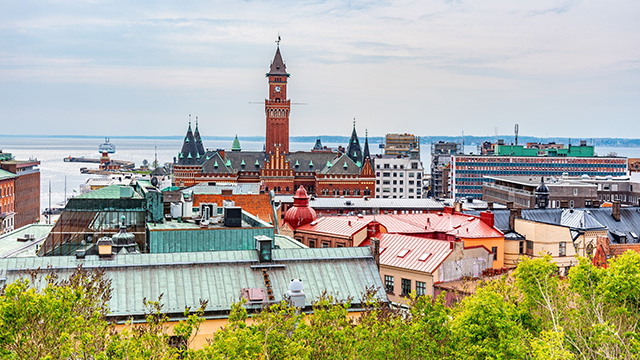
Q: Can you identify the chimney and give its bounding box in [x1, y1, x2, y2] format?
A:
[612, 201, 621, 221]
[509, 208, 522, 231]
[287, 279, 306, 309]
[480, 211, 494, 228]
[370, 237, 380, 269]
[453, 201, 462, 213]
[255, 235, 273, 262]
[592, 199, 600, 208]
[506, 201, 514, 210]
[487, 201, 494, 210]
[560, 200, 569, 209]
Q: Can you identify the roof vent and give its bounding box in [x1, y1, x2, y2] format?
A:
[224, 206, 242, 227]
[97, 236, 113, 259]
[287, 279, 306, 309]
[255, 235, 273, 262]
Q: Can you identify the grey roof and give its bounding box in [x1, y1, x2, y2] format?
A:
[346, 124, 363, 166]
[178, 123, 199, 166]
[222, 151, 266, 171]
[322, 154, 362, 175]
[287, 151, 338, 173]
[467, 207, 640, 244]
[201, 152, 233, 174]
[268, 46, 288, 76]
[0, 247, 387, 319]
[275, 196, 499, 211]
[0, 224, 53, 258]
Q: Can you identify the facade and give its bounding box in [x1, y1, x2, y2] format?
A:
[482, 176, 598, 209]
[0, 152, 41, 228]
[0, 170, 16, 233]
[376, 233, 491, 303]
[173, 45, 376, 197]
[384, 133, 420, 159]
[430, 141, 463, 198]
[373, 157, 424, 199]
[581, 176, 640, 206]
[449, 143, 627, 199]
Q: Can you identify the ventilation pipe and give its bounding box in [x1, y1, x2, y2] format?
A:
[612, 201, 621, 221]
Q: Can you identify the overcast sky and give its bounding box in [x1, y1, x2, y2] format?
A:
[1, 0, 639, 139]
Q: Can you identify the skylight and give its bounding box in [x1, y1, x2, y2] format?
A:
[418, 253, 431, 261]
[397, 249, 410, 258]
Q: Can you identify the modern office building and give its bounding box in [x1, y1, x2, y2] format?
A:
[373, 157, 424, 198]
[384, 133, 420, 159]
[448, 143, 627, 199]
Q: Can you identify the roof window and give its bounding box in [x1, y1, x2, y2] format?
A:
[397, 249, 410, 258]
[418, 253, 431, 261]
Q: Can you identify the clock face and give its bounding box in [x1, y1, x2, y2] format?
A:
[275, 86, 281, 93]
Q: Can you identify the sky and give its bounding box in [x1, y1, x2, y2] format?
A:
[0, 0, 639, 139]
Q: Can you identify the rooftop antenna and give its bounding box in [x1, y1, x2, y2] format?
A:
[514, 124, 519, 146]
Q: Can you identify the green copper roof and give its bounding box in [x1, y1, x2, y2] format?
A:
[343, 161, 348, 169]
[75, 185, 143, 200]
[255, 159, 260, 166]
[356, 161, 362, 168]
[178, 153, 184, 159]
[187, 153, 192, 159]
[295, 160, 299, 167]
[241, 159, 246, 166]
[0, 169, 16, 181]
[225, 159, 231, 167]
[214, 160, 218, 168]
[232, 135, 241, 151]
[309, 160, 314, 167]
[326, 160, 332, 168]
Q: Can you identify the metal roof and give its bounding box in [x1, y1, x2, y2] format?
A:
[295, 216, 370, 238]
[0, 224, 54, 258]
[75, 185, 143, 200]
[377, 233, 452, 274]
[0, 169, 16, 181]
[275, 196, 505, 211]
[0, 247, 387, 318]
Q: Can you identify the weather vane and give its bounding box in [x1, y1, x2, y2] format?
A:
[276, 34, 281, 46]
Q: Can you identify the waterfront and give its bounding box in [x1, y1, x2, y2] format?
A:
[1, 136, 639, 212]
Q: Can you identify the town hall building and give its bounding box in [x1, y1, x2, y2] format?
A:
[173, 44, 375, 197]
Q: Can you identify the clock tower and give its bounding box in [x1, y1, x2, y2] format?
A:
[265, 43, 291, 154]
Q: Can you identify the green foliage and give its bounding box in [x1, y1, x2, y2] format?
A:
[2, 254, 640, 359]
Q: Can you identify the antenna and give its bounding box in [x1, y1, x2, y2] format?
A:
[514, 124, 519, 146]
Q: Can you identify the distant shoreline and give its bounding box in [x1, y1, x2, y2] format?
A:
[1, 134, 639, 148]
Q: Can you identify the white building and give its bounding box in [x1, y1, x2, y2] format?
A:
[374, 157, 424, 199]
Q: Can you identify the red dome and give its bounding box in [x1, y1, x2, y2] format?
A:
[284, 186, 317, 228]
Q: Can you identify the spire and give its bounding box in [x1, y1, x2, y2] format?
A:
[231, 135, 242, 152]
[194, 116, 205, 157]
[268, 39, 288, 76]
[178, 115, 198, 165]
[363, 129, 371, 169]
[346, 118, 363, 165]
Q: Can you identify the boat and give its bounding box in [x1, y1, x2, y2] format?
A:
[98, 137, 116, 154]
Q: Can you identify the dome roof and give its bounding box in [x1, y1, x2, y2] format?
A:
[284, 186, 317, 228]
[535, 177, 549, 194]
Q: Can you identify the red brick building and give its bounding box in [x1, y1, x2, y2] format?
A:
[173, 43, 375, 197]
[0, 169, 16, 233]
[0, 156, 40, 229]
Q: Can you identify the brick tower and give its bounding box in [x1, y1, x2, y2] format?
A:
[265, 42, 291, 154]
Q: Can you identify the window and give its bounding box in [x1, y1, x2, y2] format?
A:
[526, 241, 534, 255]
[384, 164, 390, 169]
[384, 275, 394, 293]
[416, 281, 426, 296]
[411, 162, 418, 169]
[336, 243, 345, 248]
[401, 278, 411, 296]
[491, 246, 498, 261]
[408, 172, 414, 177]
[573, 188, 578, 196]
[519, 241, 524, 255]
[308, 240, 316, 248]
[559, 242, 566, 257]
[322, 242, 329, 248]
[569, 200, 574, 208]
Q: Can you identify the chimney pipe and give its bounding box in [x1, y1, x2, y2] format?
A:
[612, 201, 621, 221]
[509, 208, 522, 231]
[370, 237, 380, 269]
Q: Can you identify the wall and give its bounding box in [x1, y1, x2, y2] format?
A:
[462, 236, 505, 269]
[515, 219, 578, 272]
[379, 265, 434, 304]
[437, 244, 492, 282]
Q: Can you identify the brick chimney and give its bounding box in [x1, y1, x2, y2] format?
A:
[480, 211, 494, 228]
[453, 201, 462, 213]
[560, 200, 569, 209]
[612, 201, 621, 221]
[506, 201, 514, 210]
[370, 237, 380, 269]
[509, 208, 522, 231]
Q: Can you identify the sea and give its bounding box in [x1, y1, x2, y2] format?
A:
[1, 136, 640, 212]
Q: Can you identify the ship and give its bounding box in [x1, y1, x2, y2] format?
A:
[98, 137, 116, 154]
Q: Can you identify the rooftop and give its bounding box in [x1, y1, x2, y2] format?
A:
[375, 233, 452, 274]
[0, 247, 386, 319]
[0, 224, 54, 258]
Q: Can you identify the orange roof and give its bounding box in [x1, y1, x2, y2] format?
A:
[193, 194, 273, 223]
[376, 233, 454, 274]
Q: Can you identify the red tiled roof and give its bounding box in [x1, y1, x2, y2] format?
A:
[376, 233, 453, 274]
[295, 216, 371, 238]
